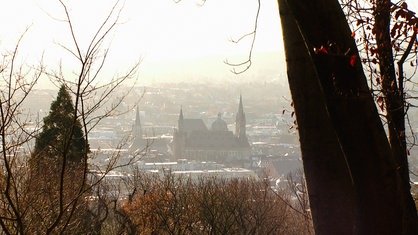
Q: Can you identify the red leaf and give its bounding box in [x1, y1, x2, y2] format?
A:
[315, 46, 328, 54]
[379, 103, 385, 111]
[349, 55, 357, 67]
[351, 31, 356, 37]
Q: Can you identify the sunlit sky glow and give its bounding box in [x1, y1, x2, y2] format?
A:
[1, 0, 417, 86]
[1, 0, 284, 86]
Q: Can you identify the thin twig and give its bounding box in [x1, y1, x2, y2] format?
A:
[224, 0, 261, 74]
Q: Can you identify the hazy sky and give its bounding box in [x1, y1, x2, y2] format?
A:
[1, 0, 417, 86]
[1, 0, 284, 86]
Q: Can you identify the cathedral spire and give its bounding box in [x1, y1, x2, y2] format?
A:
[134, 107, 142, 139]
[178, 106, 184, 131]
[235, 95, 247, 142]
[238, 95, 244, 116]
[130, 107, 143, 152]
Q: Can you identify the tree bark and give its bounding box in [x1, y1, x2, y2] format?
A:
[278, 1, 355, 234]
[375, 1, 418, 234]
[278, 0, 404, 233]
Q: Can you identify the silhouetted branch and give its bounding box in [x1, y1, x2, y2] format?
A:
[224, 0, 261, 74]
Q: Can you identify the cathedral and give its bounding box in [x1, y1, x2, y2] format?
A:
[171, 96, 251, 165]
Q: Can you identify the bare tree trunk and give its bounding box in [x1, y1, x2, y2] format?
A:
[278, 0, 404, 233]
[375, 1, 418, 234]
[278, 1, 355, 233]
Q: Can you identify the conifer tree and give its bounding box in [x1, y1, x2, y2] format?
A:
[33, 85, 88, 163]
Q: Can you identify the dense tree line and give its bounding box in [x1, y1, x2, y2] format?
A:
[92, 171, 313, 235]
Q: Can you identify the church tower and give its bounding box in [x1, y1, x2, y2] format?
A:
[173, 106, 185, 159]
[130, 107, 143, 152]
[134, 107, 143, 139]
[235, 95, 248, 143]
[178, 106, 184, 132]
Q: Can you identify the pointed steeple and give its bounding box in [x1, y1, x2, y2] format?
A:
[134, 107, 143, 140]
[130, 107, 144, 152]
[238, 95, 244, 116]
[178, 106, 184, 132]
[235, 95, 247, 142]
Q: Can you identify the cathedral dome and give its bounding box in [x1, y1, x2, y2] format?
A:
[211, 113, 228, 131]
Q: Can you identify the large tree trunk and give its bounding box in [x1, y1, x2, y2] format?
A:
[278, 1, 355, 234]
[375, 1, 418, 234]
[278, 0, 404, 233]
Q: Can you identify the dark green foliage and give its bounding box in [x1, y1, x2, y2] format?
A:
[33, 85, 88, 163]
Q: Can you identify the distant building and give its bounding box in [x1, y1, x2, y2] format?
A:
[130, 108, 170, 159]
[136, 161, 258, 181]
[171, 96, 251, 165]
[130, 107, 146, 153]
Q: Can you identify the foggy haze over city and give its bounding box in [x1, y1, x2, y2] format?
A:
[1, 0, 303, 187]
[2, 1, 418, 233]
[1, 0, 285, 87]
[3, 0, 418, 180]
[2, 0, 418, 186]
[2, 0, 416, 87]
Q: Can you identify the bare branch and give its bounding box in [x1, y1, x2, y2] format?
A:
[224, 0, 261, 74]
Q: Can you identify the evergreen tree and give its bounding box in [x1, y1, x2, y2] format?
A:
[33, 85, 88, 163]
